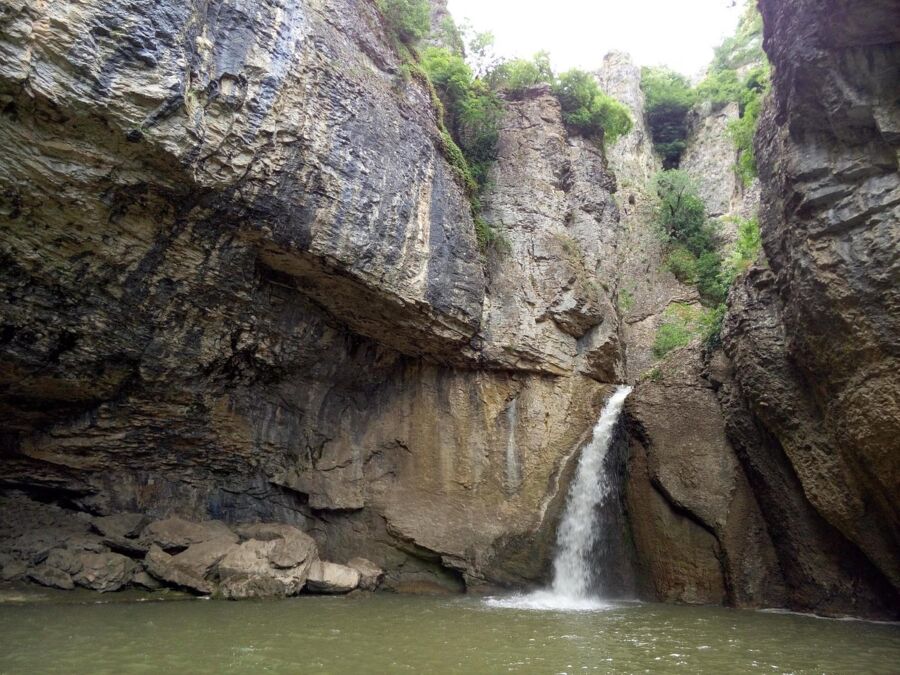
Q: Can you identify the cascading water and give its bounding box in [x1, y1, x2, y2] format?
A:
[487, 385, 633, 611]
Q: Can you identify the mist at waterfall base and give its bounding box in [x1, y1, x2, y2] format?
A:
[487, 385, 634, 612]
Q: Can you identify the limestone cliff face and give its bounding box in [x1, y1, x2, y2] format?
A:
[598, 53, 782, 610]
[719, 0, 900, 615]
[0, 0, 623, 591]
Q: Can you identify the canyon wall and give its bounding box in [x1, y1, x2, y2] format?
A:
[719, 0, 900, 616]
[602, 1, 899, 617]
[0, 0, 897, 617]
[0, 0, 623, 591]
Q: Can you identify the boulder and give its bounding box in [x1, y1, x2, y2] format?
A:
[73, 551, 136, 592]
[169, 538, 237, 579]
[1, 560, 27, 581]
[143, 518, 238, 552]
[347, 557, 384, 591]
[92, 513, 148, 539]
[28, 564, 74, 590]
[306, 561, 360, 594]
[91, 513, 151, 555]
[217, 538, 313, 600]
[144, 544, 214, 595]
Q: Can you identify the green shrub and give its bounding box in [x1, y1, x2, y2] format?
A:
[711, 1, 765, 72]
[665, 246, 699, 284]
[696, 250, 727, 305]
[653, 170, 726, 306]
[652, 170, 711, 254]
[728, 89, 763, 184]
[652, 303, 724, 358]
[474, 217, 510, 255]
[721, 215, 761, 284]
[653, 303, 702, 358]
[488, 52, 553, 92]
[701, 303, 726, 351]
[378, 0, 431, 46]
[695, 69, 743, 109]
[421, 47, 503, 191]
[553, 69, 633, 144]
[641, 67, 696, 167]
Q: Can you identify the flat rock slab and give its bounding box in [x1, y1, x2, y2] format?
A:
[306, 561, 360, 594]
[144, 544, 214, 595]
[143, 518, 238, 552]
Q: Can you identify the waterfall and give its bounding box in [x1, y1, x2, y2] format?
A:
[550, 384, 632, 600]
[486, 385, 632, 611]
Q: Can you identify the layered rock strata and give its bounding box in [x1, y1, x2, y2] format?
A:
[0, 0, 624, 592]
[719, 0, 900, 616]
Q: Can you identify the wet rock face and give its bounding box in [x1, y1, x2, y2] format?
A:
[0, 1, 625, 591]
[720, 0, 900, 615]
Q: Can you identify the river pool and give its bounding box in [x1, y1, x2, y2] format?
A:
[0, 590, 897, 673]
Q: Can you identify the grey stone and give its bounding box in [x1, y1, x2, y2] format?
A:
[347, 557, 385, 591]
[143, 518, 238, 552]
[73, 551, 136, 592]
[305, 561, 360, 594]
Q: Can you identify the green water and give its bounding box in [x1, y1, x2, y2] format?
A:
[0, 591, 898, 674]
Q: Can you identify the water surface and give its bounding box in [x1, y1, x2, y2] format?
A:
[1, 592, 897, 673]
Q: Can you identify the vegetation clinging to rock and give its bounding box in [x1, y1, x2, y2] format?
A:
[378, 0, 431, 46]
[553, 69, 633, 144]
[641, 0, 768, 176]
[640, 67, 695, 168]
[487, 52, 553, 93]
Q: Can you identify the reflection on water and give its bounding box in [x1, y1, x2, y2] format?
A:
[0, 590, 898, 674]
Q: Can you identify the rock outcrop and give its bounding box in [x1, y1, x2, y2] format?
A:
[715, 0, 900, 617]
[0, 0, 624, 593]
[0, 0, 896, 620]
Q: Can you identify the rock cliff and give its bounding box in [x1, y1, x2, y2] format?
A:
[0, 0, 623, 592]
[719, 0, 900, 616]
[0, 0, 897, 618]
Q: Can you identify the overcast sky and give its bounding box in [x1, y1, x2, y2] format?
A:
[446, 0, 744, 76]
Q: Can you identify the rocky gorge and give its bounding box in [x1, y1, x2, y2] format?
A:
[0, 0, 897, 620]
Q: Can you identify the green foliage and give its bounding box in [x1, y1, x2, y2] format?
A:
[665, 246, 699, 284]
[721, 215, 761, 284]
[377, 0, 430, 46]
[701, 303, 726, 351]
[652, 303, 723, 359]
[642, 2, 768, 171]
[618, 287, 634, 312]
[488, 52, 553, 93]
[652, 170, 711, 255]
[641, 67, 695, 167]
[696, 250, 727, 305]
[711, 1, 765, 72]
[695, 69, 743, 108]
[421, 47, 503, 191]
[475, 216, 510, 256]
[438, 16, 465, 55]
[653, 170, 726, 306]
[728, 86, 764, 184]
[653, 303, 701, 358]
[553, 69, 633, 144]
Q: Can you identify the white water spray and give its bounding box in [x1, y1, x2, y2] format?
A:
[487, 385, 632, 611]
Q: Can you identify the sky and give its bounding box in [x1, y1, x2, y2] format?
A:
[446, 0, 744, 76]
